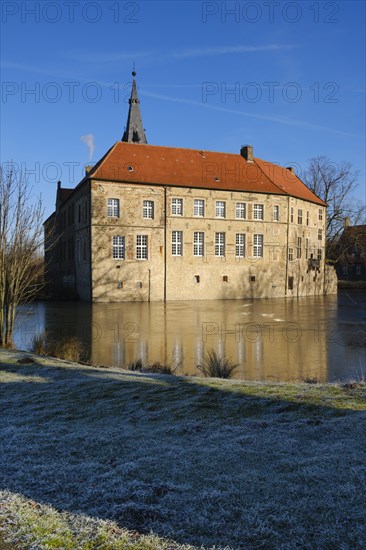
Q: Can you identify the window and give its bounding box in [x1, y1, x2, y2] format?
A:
[76, 240, 80, 262]
[223, 275, 228, 282]
[112, 236, 125, 260]
[172, 198, 183, 216]
[194, 275, 200, 283]
[306, 211, 309, 226]
[136, 235, 148, 260]
[83, 240, 87, 261]
[143, 200, 154, 219]
[305, 238, 309, 260]
[290, 207, 294, 223]
[216, 201, 226, 218]
[193, 232, 204, 256]
[317, 248, 322, 261]
[215, 232, 225, 256]
[108, 198, 120, 217]
[342, 265, 348, 275]
[236, 233, 246, 257]
[288, 247, 294, 261]
[61, 212, 66, 230]
[236, 202, 246, 219]
[253, 204, 264, 220]
[298, 209, 303, 225]
[78, 204, 81, 223]
[273, 205, 279, 221]
[356, 265, 361, 275]
[318, 229, 323, 241]
[68, 240, 73, 261]
[288, 276, 294, 290]
[253, 234, 264, 257]
[172, 231, 183, 256]
[319, 209, 323, 221]
[194, 199, 204, 217]
[297, 237, 302, 259]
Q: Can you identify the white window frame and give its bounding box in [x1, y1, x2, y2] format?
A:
[319, 208, 323, 221]
[306, 211, 310, 226]
[215, 232, 225, 256]
[136, 235, 148, 260]
[288, 247, 294, 262]
[194, 199, 205, 217]
[253, 234, 264, 257]
[112, 236, 125, 260]
[298, 209, 303, 225]
[273, 205, 279, 222]
[236, 233, 246, 257]
[172, 231, 183, 256]
[215, 201, 226, 218]
[235, 202, 246, 219]
[253, 204, 264, 220]
[317, 248, 322, 261]
[172, 198, 183, 216]
[193, 232, 204, 256]
[318, 229, 323, 241]
[108, 198, 120, 217]
[143, 200, 154, 219]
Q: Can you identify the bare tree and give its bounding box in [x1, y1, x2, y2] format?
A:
[0, 165, 44, 348]
[303, 156, 365, 253]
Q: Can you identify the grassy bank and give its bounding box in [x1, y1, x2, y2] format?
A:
[1, 349, 365, 549]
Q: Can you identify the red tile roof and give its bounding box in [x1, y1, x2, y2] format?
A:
[85, 142, 326, 206]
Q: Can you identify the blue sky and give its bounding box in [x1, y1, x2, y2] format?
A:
[1, 0, 365, 218]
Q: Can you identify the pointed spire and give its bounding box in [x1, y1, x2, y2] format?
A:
[122, 70, 147, 144]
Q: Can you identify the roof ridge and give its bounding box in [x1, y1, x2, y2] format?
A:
[253, 157, 289, 197]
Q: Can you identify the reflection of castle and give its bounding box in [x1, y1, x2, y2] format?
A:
[71, 300, 331, 382]
[44, 72, 337, 302]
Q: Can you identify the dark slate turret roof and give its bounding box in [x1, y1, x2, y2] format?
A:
[122, 71, 147, 144]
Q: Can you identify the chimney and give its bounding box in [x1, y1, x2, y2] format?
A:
[57, 180, 61, 190]
[344, 216, 351, 229]
[240, 145, 253, 163]
[85, 165, 93, 175]
[286, 166, 295, 174]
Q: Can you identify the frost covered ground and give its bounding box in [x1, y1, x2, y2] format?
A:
[1, 349, 365, 549]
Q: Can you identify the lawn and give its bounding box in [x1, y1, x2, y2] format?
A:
[1, 349, 365, 549]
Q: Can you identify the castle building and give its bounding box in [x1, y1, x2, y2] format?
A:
[44, 72, 337, 302]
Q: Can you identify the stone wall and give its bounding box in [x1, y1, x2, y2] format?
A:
[89, 180, 329, 302]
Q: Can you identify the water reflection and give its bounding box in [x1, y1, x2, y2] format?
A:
[14, 291, 366, 382]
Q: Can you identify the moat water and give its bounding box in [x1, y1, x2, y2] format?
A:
[14, 290, 366, 382]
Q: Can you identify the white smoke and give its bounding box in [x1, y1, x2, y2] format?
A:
[80, 133, 95, 161]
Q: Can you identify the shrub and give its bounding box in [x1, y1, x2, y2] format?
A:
[144, 362, 173, 375]
[127, 358, 144, 371]
[31, 332, 85, 362]
[197, 349, 238, 379]
[50, 337, 85, 362]
[31, 332, 48, 355]
[127, 359, 174, 375]
[303, 376, 319, 384]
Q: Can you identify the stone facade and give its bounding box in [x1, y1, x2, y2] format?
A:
[45, 170, 338, 302]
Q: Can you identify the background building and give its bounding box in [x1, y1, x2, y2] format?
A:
[335, 221, 366, 281]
